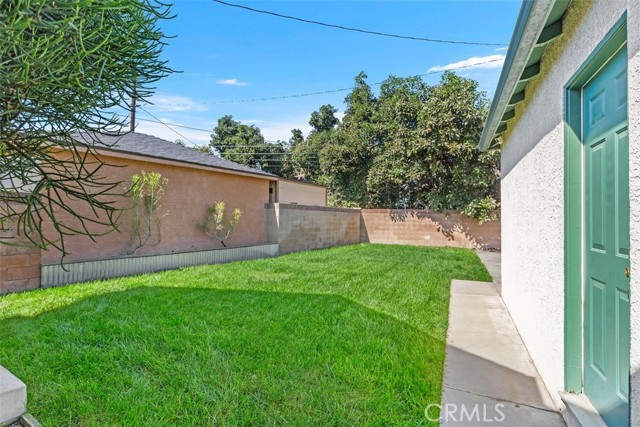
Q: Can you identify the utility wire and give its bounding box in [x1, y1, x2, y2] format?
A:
[137, 106, 198, 147]
[207, 58, 505, 104]
[130, 57, 505, 151]
[154, 57, 505, 106]
[134, 116, 290, 144]
[211, 0, 506, 47]
[130, 115, 320, 157]
[135, 117, 215, 135]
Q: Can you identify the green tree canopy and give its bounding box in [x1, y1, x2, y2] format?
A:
[209, 115, 289, 176]
[287, 105, 340, 182]
[289, 129, 304, 149]
[291, 71, 500, 220]
[309, 104, 339, 133]
[210, 71, 499, 220]
[0, 0, 174, 254]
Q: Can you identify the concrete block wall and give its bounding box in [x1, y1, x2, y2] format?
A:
[360, 209, 501, 250]
[266, 204, 500, 254]
[0, 228, 41, 295]
[0, 204, 499, 295]
[266, 203, 361, 254]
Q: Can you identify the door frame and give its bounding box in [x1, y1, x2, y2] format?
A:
[564, 14, 628, 393]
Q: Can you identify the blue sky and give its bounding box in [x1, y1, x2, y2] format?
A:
[134, 0, 522, 147]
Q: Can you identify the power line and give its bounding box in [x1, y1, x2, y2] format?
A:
[128, 114, 319, 156]
[137, 106, 198, 147]
[151, 57, 505, 106]
[211, 0, 506, 47]
[130, 57, 505, 148]
[211, 58, 504, 104]
[135, 118, 214, 135]
[134, 117, 283, 143]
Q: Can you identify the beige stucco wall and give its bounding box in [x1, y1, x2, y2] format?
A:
[42, 152, 272, 264]
[360, 209, 500, 250]
[277, 180, 327, 206]
[0, 220, 41, 295]
[501, 0, 640, 418]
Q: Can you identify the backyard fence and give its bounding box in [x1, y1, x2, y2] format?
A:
[360, 209, 500, 251]
[266, 203, 361, 253]
[266, 204, 500, 253]
[2, 204, 501, 294]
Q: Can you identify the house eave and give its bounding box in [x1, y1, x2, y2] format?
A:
[478, 0, 570, 151]
[75, 146, 277, 181]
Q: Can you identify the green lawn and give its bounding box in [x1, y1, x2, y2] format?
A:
[0, 244, 491, 427]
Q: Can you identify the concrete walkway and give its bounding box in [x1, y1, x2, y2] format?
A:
[475, 251, 501, 293]
[439, 253, 565, 426]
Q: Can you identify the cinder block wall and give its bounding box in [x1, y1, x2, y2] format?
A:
[0, 228, 41, 295]
[1, 205, 500, 295]
[360, 209, 500, 250]
[266, 203, 361, 253]
[266, 204, 500, 254]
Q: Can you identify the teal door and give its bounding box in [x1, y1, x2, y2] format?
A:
[583, 46, 630, 427]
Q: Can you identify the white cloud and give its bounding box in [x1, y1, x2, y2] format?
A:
[216, 78, 249, 86]
[494, 47, 509, 52]
[146, 95, 207, 113]
[135, 118, 210, 147]
[428, 54, 505, 73]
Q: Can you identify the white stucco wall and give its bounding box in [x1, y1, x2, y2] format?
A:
[501, 0, 640, 420]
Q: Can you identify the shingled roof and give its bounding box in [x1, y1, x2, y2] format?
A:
[74, 132, 275, 179]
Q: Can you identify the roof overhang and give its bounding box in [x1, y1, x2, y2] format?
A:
[478, 0, 571, 151]
[71, 145, 277, 181]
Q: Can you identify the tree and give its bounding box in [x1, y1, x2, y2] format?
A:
[365, 75, 430, 207]
[193, 145, 214, 155]
[301, 71, 499, 221]
[209, 115, 288, 176]
[412, 72, 499, 221]
[288, 105, 340, 183]
[289, 129, 304, 149]
[0, 0, 174, 255]
[309, 105, 339, 133]
[365, 72, 499, 220]
[289, 130, 326, 182]
[321, 73, 377, 207]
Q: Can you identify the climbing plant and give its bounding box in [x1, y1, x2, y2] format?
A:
[127, 171, 168, 254]
[202, 201, 242, 247]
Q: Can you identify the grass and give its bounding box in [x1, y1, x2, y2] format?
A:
[0, 244, 491, 427]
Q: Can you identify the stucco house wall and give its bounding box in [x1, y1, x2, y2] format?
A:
[42, 151, 272, 264]
[501, 0, 640, 417]
[277, 179, 327, 206]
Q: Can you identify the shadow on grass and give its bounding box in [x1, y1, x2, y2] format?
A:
[0, 286, 444, 427]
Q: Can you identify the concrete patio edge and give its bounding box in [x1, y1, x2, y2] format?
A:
[0, 365, 26, 425]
